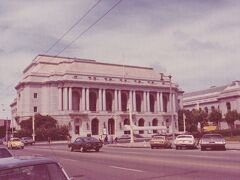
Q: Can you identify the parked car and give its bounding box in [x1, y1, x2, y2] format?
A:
[0, 156, 71, 180]
[21, 137, 35, 145]
[0, 147, 13, 158]
[174, 135, 197, 150]
[150, 135, 172, 149]
[7, 138, 24, 149]
[199, 133, 226, 151]
[68, 136, 103, 152]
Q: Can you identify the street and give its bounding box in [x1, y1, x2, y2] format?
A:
[9, 144, 240, 180]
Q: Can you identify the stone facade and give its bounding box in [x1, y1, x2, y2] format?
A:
[11, 55, 183, 139]
[183, 81, 240, 128]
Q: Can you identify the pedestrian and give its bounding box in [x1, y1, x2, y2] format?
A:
[48, 136, 51, 144]
[104, 135, 108, 144]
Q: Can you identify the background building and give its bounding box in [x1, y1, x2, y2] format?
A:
[11, 55, 183, 139]
[183, 81, 240, 128]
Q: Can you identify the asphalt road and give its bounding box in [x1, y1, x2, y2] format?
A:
[10, 144, 240, 180]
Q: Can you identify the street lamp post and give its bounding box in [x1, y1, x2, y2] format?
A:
[128, 103, 134, 143]
[169, 75, 175, 140]
[32, 113, 35, 141]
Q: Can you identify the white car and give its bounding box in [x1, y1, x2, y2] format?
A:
[174, 135, 197, 150]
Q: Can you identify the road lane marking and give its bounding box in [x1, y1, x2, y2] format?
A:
[109, 165, 144, 172]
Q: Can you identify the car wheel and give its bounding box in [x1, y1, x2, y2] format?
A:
[151, 146, 154, 149]
[21, 146, 24, 149]
[222, 147, 226, 151]
[95, 148, 100, 152]
[70, 147, 74, 152]
[80, 147, 86, 152]
[176, 146, 179, 150]
[201, 147, 205, 151]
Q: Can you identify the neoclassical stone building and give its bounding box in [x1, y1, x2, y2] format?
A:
[11, 55, 183, 139]
[183, 81, 240, 128]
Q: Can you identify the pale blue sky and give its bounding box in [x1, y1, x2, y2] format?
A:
[1, 0, 240, 118]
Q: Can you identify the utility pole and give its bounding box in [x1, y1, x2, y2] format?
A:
[128, 103, 134, 143]
[32, 114, 35, 141]
[169, 75, 175, 140]
[183, 113, 186, 133]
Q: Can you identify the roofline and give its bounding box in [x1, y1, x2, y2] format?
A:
[27, 54, 154, 71]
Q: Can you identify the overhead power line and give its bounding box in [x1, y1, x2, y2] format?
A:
[55, 0, 122, 56]
[44, 0, 102, 54]
[0, 0, 103, 97]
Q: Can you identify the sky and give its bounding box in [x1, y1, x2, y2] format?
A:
[1, 0, 240, 118]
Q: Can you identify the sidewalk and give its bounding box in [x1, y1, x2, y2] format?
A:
[107, 141, 240, 150]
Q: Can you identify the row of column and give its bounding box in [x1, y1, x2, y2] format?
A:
[58, 87, 176, 113]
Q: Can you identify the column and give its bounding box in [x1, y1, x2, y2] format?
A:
[156, 92, 160, 112]
[143, 91, 146, 112]
[118, 90, 121, 111]
[133, 91, 136, 112]
[98, 89, 102, 111]
[63, 87, 68, 110]
[69, 87, 72, 111]
[81, 88, 86, 111]
[146, 91, 150, 112]
[114, 89, 118, 111]
[58, 87, 63, 110]
[172, 93, 176, 113]
[160, 92, 163, 112]
[102, 89, 106, 111]
[86, 88, 89, 111]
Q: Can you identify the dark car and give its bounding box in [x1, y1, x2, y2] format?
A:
[0, 147, 13, 158]
[68, 136, 102, 152]
[0, 156, 71, 180]
[199, 134, 226, 151]
[21, 137, 35, 145]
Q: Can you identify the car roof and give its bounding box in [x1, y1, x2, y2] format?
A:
[0, 156, 58, 170]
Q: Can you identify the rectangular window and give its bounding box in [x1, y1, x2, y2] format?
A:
[34, 106, 38, 112]
[34, 93, 38, 98]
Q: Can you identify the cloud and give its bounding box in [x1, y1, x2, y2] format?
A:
[1, 0, 240, 117]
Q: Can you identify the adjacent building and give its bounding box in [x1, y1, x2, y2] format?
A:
[183, 81, 240, 128]
[11, 55, 183, 139]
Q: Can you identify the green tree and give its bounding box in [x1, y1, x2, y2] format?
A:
[18, 113, 68, 141]
[208, 109, 222, 127]
[192, 109, 208, 130]
[225, 110, 240, 136]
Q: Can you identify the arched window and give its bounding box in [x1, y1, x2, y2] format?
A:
[108, 118, 115, 135]
[91, 118, 99, 135]
[138, 118, 144, 134]
[152, 119, 158, 133]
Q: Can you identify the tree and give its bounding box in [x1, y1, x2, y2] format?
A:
[208, 109, 222, 127]
[18, 113, 68, 141]
[225, 110, 240, 136]
[191, 109, 208, 130]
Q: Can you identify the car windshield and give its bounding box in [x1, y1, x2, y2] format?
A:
[176, 135, 192, 139]
[0, 163, 68, 180]
[153, 136, 165, 140]
[83, 137, 99, 142]
[203, 134, 223, 139]
[12, 139, 21, 142]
